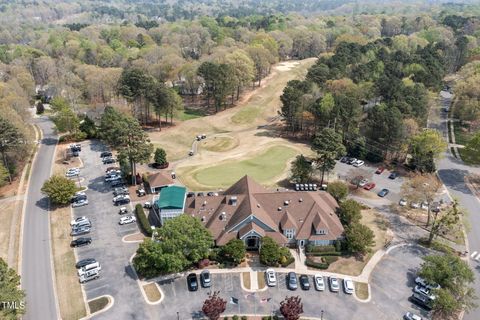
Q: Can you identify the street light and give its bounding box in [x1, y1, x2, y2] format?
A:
[321, 310, 324, 320]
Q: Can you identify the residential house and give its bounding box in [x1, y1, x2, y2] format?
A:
[147, 171, 174, 194]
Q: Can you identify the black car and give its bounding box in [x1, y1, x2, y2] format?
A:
[409, 293, 433, 310]
[71, 194, 87, 203]
[75, 258, 96, 269]
[187, 273, 198, 291]
[103, 158, 116, 164]
[110, 180, 126, 188]
[388, 172, 398, 179]
[72, 151, 80, 157]
[186, 192, 195, 198]
[287, 272, 298, 290]
[340, 156, 349, 163]
[70, 237, 92, 247]
[299, 275, 310, 290]
[197, 192, 205, 197]
[114, 198, 130, 206]
[100, 151, 112, 158]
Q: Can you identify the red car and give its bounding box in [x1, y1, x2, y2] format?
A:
[364, 182, 376, 190]
[375, 167, 385, 174]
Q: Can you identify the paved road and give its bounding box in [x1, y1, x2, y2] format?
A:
[429, 90, 480, 320]
[21, 116, 58, 320]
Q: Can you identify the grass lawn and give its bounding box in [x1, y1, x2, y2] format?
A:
[453, 121, 473, 146]
[231, 105, 262, 124]
[143, 283, 162, 302]
[200, 135, 238, 152]
[175, 109, 206, 121]
[354, 282, 369, 300]
[257, 272, 266, 290]
[242, 272, 251, 290]
[0, 201, 15, 263]
[186, 145, 297, 190]
[458, 147, 480, 165]
[88, 296, 109, 314]
[327, 209, 390, 276]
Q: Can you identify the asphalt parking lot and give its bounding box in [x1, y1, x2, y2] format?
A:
[334, 160, 405, 203]
[71, 140, 154, 319]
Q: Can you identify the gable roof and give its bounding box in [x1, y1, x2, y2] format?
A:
[148, 171, 174, 187]
[280, 210, 297, 230]
[224, 175, 266, 195]
[157, 186, 186, 210]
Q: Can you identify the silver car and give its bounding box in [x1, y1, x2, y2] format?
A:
[329, 276, 340, 292]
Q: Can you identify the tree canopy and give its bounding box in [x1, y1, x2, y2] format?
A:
[41, 175, 77, 205]
[0, 258, 25, 319]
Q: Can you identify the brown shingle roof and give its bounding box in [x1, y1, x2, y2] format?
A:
[148, 171, 174, 188]
[280, 210, 297, 230]
[224, 175, 266, 195]
[239, 222, 266, 238]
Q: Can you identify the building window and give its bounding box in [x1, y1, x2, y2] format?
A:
[315, 229, 327, 235]
[284, 229, 295, 239]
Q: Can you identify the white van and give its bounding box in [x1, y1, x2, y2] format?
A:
[72, 219, 91, 229]
[79, 269, 100, 283]
[77, 262, 101, 276]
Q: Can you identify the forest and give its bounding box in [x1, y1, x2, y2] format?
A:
[0, 0, 480, 185]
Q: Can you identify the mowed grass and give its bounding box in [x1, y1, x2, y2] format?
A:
[189, 145, 297, 189]
[175, 109, 206, 121]
[0, 201, 15, 263]
[200, 135, 238, 152]
[458, 147, 480, 165]
[355, 282, 369, 300]
[242, 272, 251, 290]
[143, 283, 162, 302]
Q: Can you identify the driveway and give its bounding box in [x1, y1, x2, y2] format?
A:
[72, 140, 160, 319]
[157, 245, 430, 319]
[22, 115, 59, 320]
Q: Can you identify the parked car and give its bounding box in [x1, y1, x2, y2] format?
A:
[377, 189, 389, 197]
[70, 216, 89, 226]
[188, 150, 194, 156]
[399, 198, 408, 206]
[71, 193, 87, 203]
[314, 274, 325, 291]
[136, 188, 146, 196]
[346, 158, 357, 165]
[100, 151, 112, 158]
[415, 277, 440, 290]
[343, 278, 355, 294]
[187, 192, 195, 198]
[359, 178, 368, 187]
[71, 220, 91, 229]
[353, 160, 365, 167]
[114, 197, 130, 206]
[75, 258, 96, 269]
[200, 270, 211, 288]
[404, 312, 423, 320]
[363, 182, 376, 191]
[65, 170, 79, 177]
[196, 135, 202, 141]
[113, 194, 130, 202]
[414, 285, 436, 301]
[201, 134, 207, 139]
[71, 226, 90, 236]
[72, 151, 80, 157]
[105, 175, 121, 182]
[388, 172, 398, 179]
[105, 166, 120, 172]
[197, 192, 205, 197]
[103, 157, 116, 164]
[119, 215, 136, 225]
[70, 237, 92, 247]
[72, 199, 89, 208]
[299, 275, 310, 290]
[329, 277, 340, 292]
[143, 201, 152, 209]
[113, 187, 129, 196]
[411, 202, 420, 209]
[340, 156, 349, 163]
[110, 180, 126, 188]
[431, 202, 441, 213]
[421, 202, 429, 210]
[187, 273, 198, 291]
[79, 269, 100, 284]
[266, 269, 276, 287]
[409, 292, 433, 310]
[287, 272, 298, 290]
[119, 207, 128, 215]
[77, 262, 101, 277]
[375, 167, 385, 174]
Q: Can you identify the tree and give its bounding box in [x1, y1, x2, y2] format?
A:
[0, 258, 25, 319]
[259, 237, 281, 266]
[0, 162, 9, 187]
[311, 128, 346, 185]
[464, 131, 480, 160]
[36, 101, 44, 114]
[290, 154, 313, 183]
[79, 115, 97, 139]
[338, 199, 362, 226]
[327, 181, 349, 202]
[401, 174, 442, 227]
[280, 296, 303, 320]
[154, 148, 167, 166]
[345, 223, 375, 255]
[149, 84, 184, 129]
[428, 200, 462, 245]
[409, 129, 447, 173]
[418, 253, 477, 318]
[50, 98, 80, 135]
[99, 107, 153, 185]
[117, 68, 155, 123]
[220, 239, 246, 265]
[202, 291, 226, 320]
[0, 117, 25, 183]
[41, 175, 77, 205]
[225, 50, 255, 100]
[133, 215, 213, 277]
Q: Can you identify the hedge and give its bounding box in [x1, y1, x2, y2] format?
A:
[305, 258, 329, 269]
[306, 251, 342, 257]
[135, 204, 152, 236]
[306, 245, 336, 253]
[280, 256, 295, 267]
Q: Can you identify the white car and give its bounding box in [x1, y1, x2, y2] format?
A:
[343, 278, 355, 294]
[411, 202, 420, 209]
[119, 215, 136, 225]
[72, 199, 89, 208]
[358, 179, 368, 187]
[79, 269, 100, 284]
[314, 274, 325, 291]
[77, 262, 101, 277]
[399, 198, 407, 206]
[404, 312, 423, 320]
[70, 216, 89, 226]
[65, 170, 79, 177]
[113, 194, 130, 202]
[329, 277, 340, 292]
[421, 202, 429, 210]
[265, 268, 276, 287]
[353, 160, 364, 167]
[105, 175, 122, 182]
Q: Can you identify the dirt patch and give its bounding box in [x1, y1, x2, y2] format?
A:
[51, 143, 87, 320]
[355, 282, 369, 300]
[327, 209, 391, 276]
[124, 232, 146, 242]
[143, 283, 162, 302]
[242, 272, 251, 290]
[0, 201, 16, 262]
[257, 272, 266, 290]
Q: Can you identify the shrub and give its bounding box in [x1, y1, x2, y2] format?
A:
[305, 258, 329, 269]
[306, 245, 336, 253]
[224, 317, 229, 320]
[335, 240, 342, 252]
[135, 204, 152, 236]
[241, 317, 248, 320]
[306, 252, 342, 257]
[232, 316, 239, 320]
[36, 102, 45, 114]
[198, 259, 210, 268]
[323, 256, 339, 264]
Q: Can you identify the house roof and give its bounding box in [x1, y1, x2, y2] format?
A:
[239, 222, 266, 239]
[148, 171, 174, 188]
[157, 186, 186, 210]
[185, 175, 344, 245]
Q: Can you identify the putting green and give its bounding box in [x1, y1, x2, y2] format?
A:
[190, 145, 297, 189]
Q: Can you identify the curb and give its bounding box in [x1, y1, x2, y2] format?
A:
[129, 253, 165, 305]
[353, 282, 371, 303]
[121, 232, 145, 243]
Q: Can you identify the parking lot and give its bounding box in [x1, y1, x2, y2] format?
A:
[71, 140, 156, 319]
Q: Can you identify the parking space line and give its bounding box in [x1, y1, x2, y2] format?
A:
[84, 284, 109, 293]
